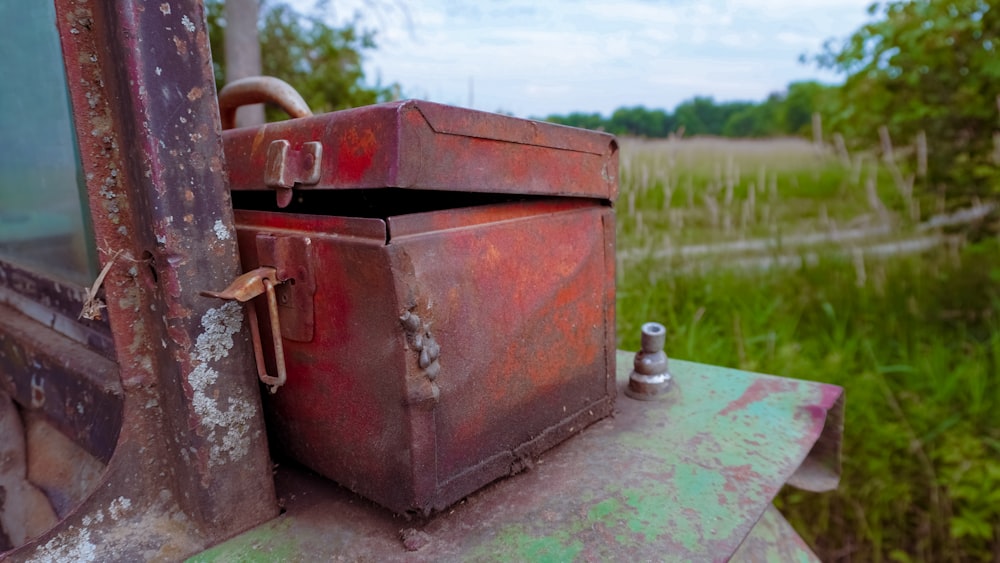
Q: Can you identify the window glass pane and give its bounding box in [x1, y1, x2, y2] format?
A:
[0, 1, 94, 286]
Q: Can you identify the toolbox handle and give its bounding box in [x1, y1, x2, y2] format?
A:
[219, 76, 313, 130]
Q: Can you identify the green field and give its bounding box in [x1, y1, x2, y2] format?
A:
[615, 137, 999, 562]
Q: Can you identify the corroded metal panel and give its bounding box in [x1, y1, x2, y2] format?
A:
[191, 351, 844, 561]
[234, 198, 616, 515]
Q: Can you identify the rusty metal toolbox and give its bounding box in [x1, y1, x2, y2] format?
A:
[220, 100, 618, 515]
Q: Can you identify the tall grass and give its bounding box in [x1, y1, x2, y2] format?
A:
[617, 136, 924, 253]
[615, 137, 1000, 562]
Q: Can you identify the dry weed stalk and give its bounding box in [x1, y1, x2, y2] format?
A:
[723, 155, 738, 207]
[916, 130, 928, 178]
[851, 154, 865, 186]
[661, 170, 674, 211]
[878, 125, 918, 221]
[669, 209, 684, 233]
[740, 199, 752, 234]
[872, 261, 887, 296]
[866, 161, 890, 223]
[833, 133, 852, 169]
[852, 247, 866, 287]
[703, 193, 720, 228]
[812, 112, 823, 149]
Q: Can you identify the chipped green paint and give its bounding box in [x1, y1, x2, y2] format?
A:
[730, 505, 820, 562]
[194, 351, 841, 561]
[470, 524, 584, 563]
[186, 518, 297, 563]
[587, 497, 620, 522]
[464, 497, 623, 561]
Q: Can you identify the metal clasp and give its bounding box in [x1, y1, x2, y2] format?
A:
[202, 267, 288, 394]
[265, 140, 323, 208]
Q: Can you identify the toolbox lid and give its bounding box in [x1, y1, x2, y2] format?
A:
[222, 100, 618, 202]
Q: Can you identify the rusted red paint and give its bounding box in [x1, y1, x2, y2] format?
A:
[719, 376, 797, 416]
[224, 103, 617, 515]
[337, 126, 379, 181]
[234, 199, 615, 515]
[222, 100, 618, 199]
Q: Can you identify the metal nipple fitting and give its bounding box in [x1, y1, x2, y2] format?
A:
[625, 322, 672, 400]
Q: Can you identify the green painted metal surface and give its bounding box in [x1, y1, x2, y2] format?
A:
[192, 351, 842, 562]
[731, 505, 819, 562]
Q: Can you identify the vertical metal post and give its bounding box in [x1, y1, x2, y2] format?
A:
[11, 0, 279, 558]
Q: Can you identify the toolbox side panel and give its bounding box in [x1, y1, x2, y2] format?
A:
[389, 204, 615, 509]
[234, 216, 418, 511]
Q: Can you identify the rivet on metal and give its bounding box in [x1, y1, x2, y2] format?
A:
[625, 322, 672, 400]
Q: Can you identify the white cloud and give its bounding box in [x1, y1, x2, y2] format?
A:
[295, 0, 874, 117]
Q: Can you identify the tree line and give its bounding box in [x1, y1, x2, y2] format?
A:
[545, 1, 999, 196]
[542, 81, 828, 139]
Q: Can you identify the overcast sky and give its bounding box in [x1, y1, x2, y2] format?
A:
[313, 0, 877, 118]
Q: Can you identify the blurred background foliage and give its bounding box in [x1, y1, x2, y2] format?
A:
[206, 0, 394, 121]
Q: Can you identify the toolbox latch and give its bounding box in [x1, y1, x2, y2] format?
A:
[255, 233, 316, 343]
[264, 140, 322, 208]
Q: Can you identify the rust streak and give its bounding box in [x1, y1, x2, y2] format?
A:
[718, 378, 796, 417]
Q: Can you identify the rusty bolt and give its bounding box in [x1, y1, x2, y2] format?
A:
[625, 322, 672, 400]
